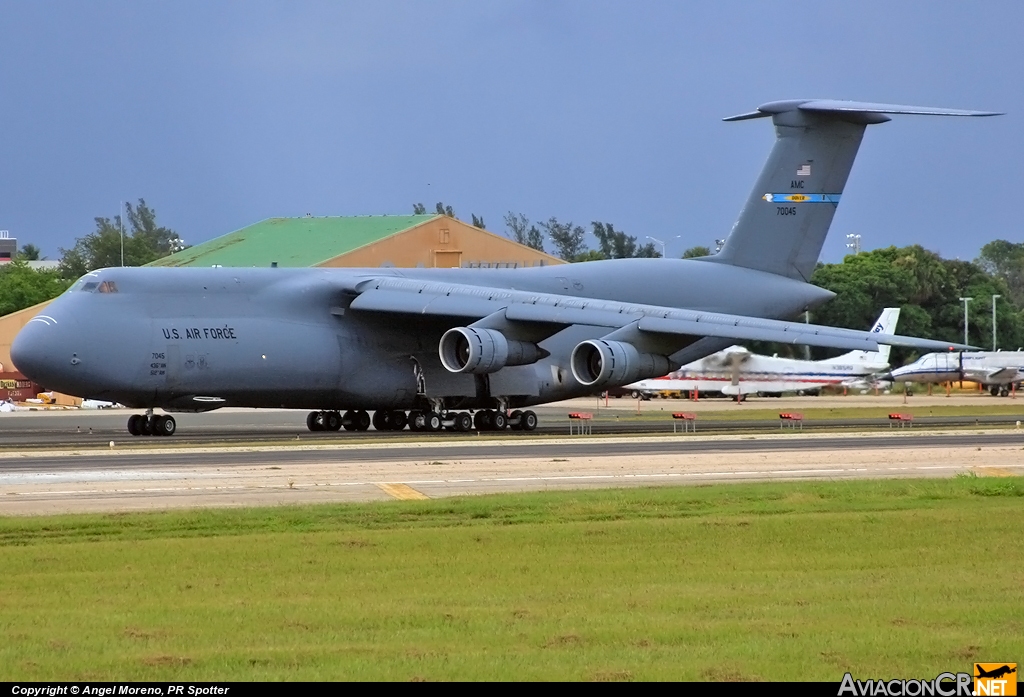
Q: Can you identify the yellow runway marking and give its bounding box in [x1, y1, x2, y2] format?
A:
[376, 483, 429, 500]
[975, 467, 1019, 477]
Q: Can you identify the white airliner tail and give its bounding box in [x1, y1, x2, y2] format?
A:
[821, 307, 900, 368]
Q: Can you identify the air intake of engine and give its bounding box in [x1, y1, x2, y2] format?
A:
[570, 339, 671, 388]
[439, 327, 546, 374]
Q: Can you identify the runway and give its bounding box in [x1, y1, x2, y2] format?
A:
[2, 429, 1022, 515]
[2, 393, 1023, 449]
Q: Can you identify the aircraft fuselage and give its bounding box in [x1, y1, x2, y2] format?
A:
[12, 259, 834, 412]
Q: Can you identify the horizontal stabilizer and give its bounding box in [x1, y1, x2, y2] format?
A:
[723, 99, 1002, 122]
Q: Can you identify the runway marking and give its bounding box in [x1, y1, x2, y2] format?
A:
[376, 483, 429, 500]
[975, 466, 1018, 477]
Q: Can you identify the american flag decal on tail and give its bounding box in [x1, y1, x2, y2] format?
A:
[796, 163, 811, 176]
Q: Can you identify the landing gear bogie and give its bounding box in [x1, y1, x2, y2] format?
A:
[127, 413, 176, 437]
[305, 408, 539, 435]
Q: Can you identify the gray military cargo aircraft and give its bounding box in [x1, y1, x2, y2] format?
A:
[11, 99, 998, 436]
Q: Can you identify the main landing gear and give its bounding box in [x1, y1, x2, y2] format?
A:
[304, 409, 538, 433]
[127, 413, 176, 436]
[306, 409, 374, 432]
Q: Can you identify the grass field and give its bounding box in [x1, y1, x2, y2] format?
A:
[2, 476, 1023, 681]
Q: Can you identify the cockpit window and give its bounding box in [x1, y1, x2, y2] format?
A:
[97, 280, 118, 293]
[81, 282, 99, 292]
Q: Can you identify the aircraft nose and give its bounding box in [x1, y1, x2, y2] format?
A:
[10, 316, 72, 388]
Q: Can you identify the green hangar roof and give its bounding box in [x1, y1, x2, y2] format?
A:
[147, 215, 440, 268]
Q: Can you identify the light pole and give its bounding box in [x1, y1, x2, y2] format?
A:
[119, 201, 125, 267]
[992, 294, 1001, 350]
[846, 233, 861, 255]
[714, 239, 726, 253]
[959, 297, 973, 346]
[646, 235, 680, 257]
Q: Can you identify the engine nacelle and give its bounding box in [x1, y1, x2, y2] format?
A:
[570, 339, 672, 388]
[439, 327, 545, 374]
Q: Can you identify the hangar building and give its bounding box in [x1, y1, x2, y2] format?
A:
[146, 214, 560, 269]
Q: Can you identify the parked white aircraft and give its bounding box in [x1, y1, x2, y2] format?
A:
[626, 308, 900, 398]
[888, 350, 1024, 396]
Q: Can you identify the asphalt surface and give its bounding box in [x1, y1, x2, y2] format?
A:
[2, 403, 1023, 449]
[3, 431, 1024, 473]
[2, 420, 1022, 514]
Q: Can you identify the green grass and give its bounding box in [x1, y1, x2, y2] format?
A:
[2, 477, 1023, 680]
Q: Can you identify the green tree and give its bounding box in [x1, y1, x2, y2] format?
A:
[540, 218, 586, 261]
[807, 244, 1024, 362]
[573, 249, 607, 263]
[682, 245, 711, 258]
[591, 222, 660, 259]
[503, 212, 545, 252]
[977, 240, 1024, 307]
[412, 203, 427, 214]
[58, 199, 184, 279]
[471, 214, 486, 229]
[435, 202, 455, 217]
[0, 261, 73, 316]
[16, 244, 41, 261]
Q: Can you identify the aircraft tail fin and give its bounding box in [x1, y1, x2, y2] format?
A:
[709, 100, 1000, 282]
[823, 307, 901, 366]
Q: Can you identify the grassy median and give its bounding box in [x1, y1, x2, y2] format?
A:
[2, 476, 1023, 681]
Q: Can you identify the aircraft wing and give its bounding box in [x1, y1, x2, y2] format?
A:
[967, 367, 1024, 384]
[345, 277, 973, 353]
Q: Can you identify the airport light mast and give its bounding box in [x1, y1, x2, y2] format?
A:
[992, 294, 1001, 350]
[845, 233, 861, 255]
[959, 297, 973, 347]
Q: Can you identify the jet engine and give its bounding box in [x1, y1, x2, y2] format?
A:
[439, 327, 546, 374]
[570, 339, 671, 388]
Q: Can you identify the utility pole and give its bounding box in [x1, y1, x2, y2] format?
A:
[992, 294, 1001, 350]
[845, 233, 861, 255]
[119, 201, 125, 267]
[803, 310, 811, 360]
[959, 297, 973, 346]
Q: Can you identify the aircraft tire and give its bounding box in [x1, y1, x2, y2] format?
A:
[426, 412, 442, 432]
[509, 410, 523, 431]
[127, 415, 142, 436]
[138, 416, 152, 436]
[342, 410, 356, 431]
[325, 411, 343, 431]
[153, 415, 176, 436]
[493, 412, 508, 430]
[409, 410, 424, 431]
[991, 386, 1000, 396]
[521, 410, 538, 431]
[372, 410, 390, 431]
[455, 412, 473, 432]
[306, 411, 323, 432]
[475, 410, 494, 431]
[355, 410, 371, 431]
[389, 410, 408, 430]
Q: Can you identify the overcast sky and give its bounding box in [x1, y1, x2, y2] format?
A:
[1, 1, 1020, 263]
